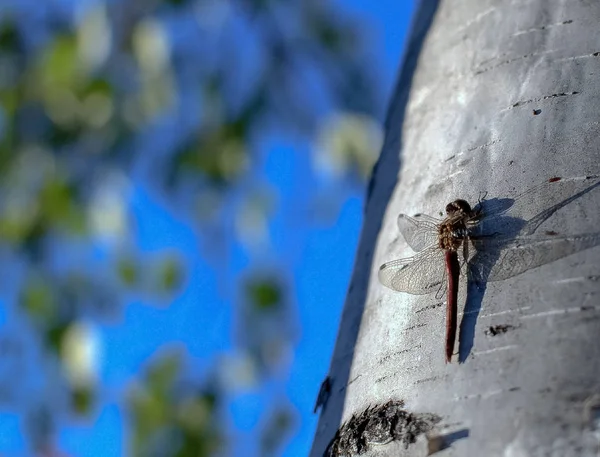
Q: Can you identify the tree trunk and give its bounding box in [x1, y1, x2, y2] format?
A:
[311, 1, 600, 456]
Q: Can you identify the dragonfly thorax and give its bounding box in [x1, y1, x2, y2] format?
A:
[438, 221, 467, 251]
[437, 199, 477, 251]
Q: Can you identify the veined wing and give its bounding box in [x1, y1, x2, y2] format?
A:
[471, 176, 600, 238]
[378, 246, 447, 294]
[397, 213, 441, 252]
[468, 232, 600, 283]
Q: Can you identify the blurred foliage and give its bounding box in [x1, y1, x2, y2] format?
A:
[260, 405, 295, 456]
[154, 255, 185, 294]
[117, 256, 140, 287]
[240, 275, 294, 375]
[129, 352, 222, 457]
[71, 385, 95, 416]
[247, 277, 282, 312]
[0, 0, 384, 455]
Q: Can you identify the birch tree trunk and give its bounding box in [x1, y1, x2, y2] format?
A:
[311, 1, 600, 456]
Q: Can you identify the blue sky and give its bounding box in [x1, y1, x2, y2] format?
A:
[0, 1, 414, 456]
[282, 2, 413, 452]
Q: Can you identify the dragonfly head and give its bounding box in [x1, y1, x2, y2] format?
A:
[445, 199, 472, 217]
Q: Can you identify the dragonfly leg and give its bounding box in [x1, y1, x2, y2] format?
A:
[477, 191, 488, 205]
[470, 191, 499, 225]
[470, 191, 488, 217]
[459, 243, 469, 275]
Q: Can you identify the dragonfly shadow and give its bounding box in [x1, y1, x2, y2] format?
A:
[458, 178, 600, 363]
[458, 197, 521, 363]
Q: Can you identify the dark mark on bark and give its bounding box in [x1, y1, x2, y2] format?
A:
[416, 302, 444, 313]
[427, 428, 470, 455]
[508, 92, 580, 110]
[438, 421, 465, 429]
[379, 347, 413, 364]
[447, 140, 500, 162]
[405, 322, 428, 331]
[567, 392, 593, 403]
[545, 230, 558, 236]
[549, 176, 562, 182]
[375, 374, 394, 384]
[593, 52, 600, 57]
[314, 376, 332, 414]
[508, 387, 521, 392]
[347, 374, 362, 388]
[415, 376, 439, 385]
[533, 108, 542, 115]
[325, 400, 441, 457]
[466, 139, 499, 152]
[485, 324, 516, 336]
[513, 19, 574, 37]
[474, 53, 543, 75]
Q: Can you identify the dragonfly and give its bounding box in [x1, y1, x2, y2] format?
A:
[378, 178, 600, 363]
[379, 198, 484, 363]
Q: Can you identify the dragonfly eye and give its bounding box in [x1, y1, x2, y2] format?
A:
[446, 199, 472, 216]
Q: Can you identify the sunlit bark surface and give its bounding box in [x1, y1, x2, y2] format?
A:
[312, 0, 600, 455]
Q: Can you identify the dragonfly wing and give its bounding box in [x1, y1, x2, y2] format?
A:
[469, 233, 600, 283]
[472, 177, 600, 238]
[379, 247, 447, 294]
[397, 213, 440, 252]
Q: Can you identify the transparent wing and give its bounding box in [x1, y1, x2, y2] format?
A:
[378, 246, 447, 294]
[468, 232, 600, 283]
[471, 176, 600, 237]
[397, 213, 441, 252]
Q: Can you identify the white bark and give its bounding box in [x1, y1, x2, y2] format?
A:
[312, 0, 600, 456]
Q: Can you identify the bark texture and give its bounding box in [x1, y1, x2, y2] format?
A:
[312, 0, 600, 456]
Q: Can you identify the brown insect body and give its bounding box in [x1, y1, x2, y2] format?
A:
[437, 199, 479, 362]
[444, 251, 460, 363]
[437, 200, 476, 249]
[379, 178, 600, 363]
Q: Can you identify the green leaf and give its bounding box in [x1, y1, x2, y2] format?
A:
[46, 322, 70, 353]
[147, 352, 181, 396]
[117, 257, 139, 286]
[176, 396, 211, 434]
[20, 275, 56, 324]
[246, 279, 282, 312]
[0, 89, 19, 116]
[40, 34, 79, 90]
[176, 124, 250, 185]
[0, 20, 19, 51]
[82, 79, 113, 98]
[260, 406, 295, 455]
[39, 178, 87, 234]
[158, 257, 183, 293]
[47, 123, 81, 147]
[71, 385, 95, 416]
